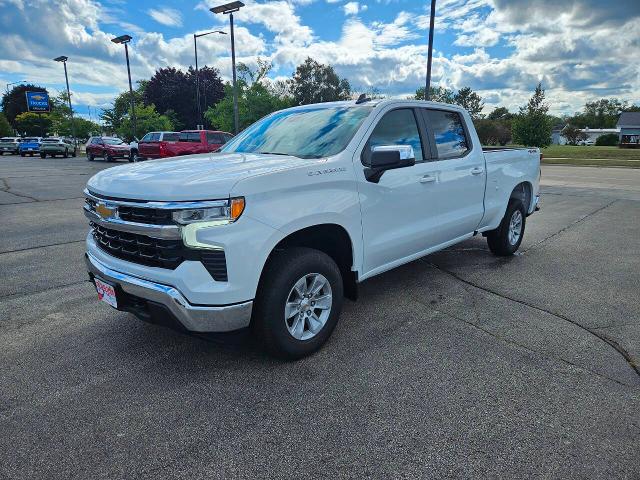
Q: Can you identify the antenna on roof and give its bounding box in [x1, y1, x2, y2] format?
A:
[355, 93, 371, 104]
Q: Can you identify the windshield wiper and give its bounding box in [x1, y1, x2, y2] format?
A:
[258, 151, 291, 156]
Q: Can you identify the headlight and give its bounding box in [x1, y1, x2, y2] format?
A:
[172, 197, 245, 225]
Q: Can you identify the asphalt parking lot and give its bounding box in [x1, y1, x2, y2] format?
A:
[1, 155, 639, 478]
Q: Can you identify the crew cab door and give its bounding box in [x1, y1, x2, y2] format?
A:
[356, 107, 445, 276]
[417, 108, 485, 241]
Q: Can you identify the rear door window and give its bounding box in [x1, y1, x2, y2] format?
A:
[424, 109, 470, 159]
[206, 132, 223, 144]
[162, 133, 179, 142]
[178, 132, 201, 143]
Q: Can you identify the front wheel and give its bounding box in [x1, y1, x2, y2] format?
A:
[20, 152, 25, 157]
[486, 199, 526, 256]
[129, 150, 138, 162]
[40, 153, 46, 158]
[252, 247, 344, 360]
[63, 149, 68, 158]
[87, 153, 94, 161]
[106, 154, 114, 162]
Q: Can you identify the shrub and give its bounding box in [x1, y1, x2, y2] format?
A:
[595, 133, 619, 146]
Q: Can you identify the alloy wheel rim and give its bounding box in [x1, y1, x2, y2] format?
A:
[284, 273, 332, 341]
[508, 210, 523, 245]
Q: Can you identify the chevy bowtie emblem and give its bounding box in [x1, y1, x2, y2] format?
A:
[95, 202, 116, 219]
[32, 94, 45, 100]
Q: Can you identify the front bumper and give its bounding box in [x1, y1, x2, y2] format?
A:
[85, 252, 252, 332]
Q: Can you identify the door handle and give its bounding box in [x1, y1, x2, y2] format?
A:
[420, 175, 436, 183]
[470, 167, 484, 175]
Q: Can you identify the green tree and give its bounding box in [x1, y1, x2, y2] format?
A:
[511, 83, 553, 148]
[1, 84, 49, 126]
[487, 106, 513, 121]
[414, 85, 455, 103]
[595, 133, 619, 146]
[288, 57, 351, 105]
[101, 87, 145, 133]
[453, 87, 485, 120]
[568, 98, 628, 128]
[14, 112, 53, 136]
[205, 61, 294, 132]
[116, 104, 173, 142]
[561, 125, 587, 145]
[0, 112, 12, 136]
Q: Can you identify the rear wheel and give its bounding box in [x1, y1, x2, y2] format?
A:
[40, 153, 46, 158]
[129, 149, 138, 162]
[486, 199, 526, 256]
[252, 247, 344, 359]
[87, 153, 94, 161]
[106, 154, 114, 162]
[72, 149, 77, 157]
[63, 149, 69, 158]
[20, 152, 25, 157]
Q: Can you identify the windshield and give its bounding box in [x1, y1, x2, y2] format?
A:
[0, 138, 15, 142]
[220, 105, 374, 159]
[103, 138, 124, 145]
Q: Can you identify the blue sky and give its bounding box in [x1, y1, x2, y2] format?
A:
[1, 0, 638, 121]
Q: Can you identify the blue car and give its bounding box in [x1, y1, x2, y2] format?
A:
[19, 137, 42, 156]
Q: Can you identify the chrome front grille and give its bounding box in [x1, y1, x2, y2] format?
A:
[91, 223, 184, 269]
[85, 190, 228, 281]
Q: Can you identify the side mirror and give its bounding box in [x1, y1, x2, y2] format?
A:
[365, 145, 416, 183]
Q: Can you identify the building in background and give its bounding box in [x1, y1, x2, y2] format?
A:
[617, 112, 640, 148]
[551, 125, 620, 145]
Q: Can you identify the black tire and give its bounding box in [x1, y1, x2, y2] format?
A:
[20, 152, 25, 157]
[63, 149, 68, 158]
[486, 198, 526, 256]
[252, 247, 344, 360]
[72, 149, 77, 157]
[106, 154, 114, 162]
[129, 150, 138, 162]
[87, 153, 94, 161]
[40, 153, 46, 158]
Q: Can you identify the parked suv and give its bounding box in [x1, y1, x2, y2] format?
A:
[40, 137, 77, 158]
[0, 137, 22, 155]
[18, 137, 42, 156]
[86, 137, 131, 162]
[84, 99, 540, 359]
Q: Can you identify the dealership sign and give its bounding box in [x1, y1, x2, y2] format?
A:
[25, 91, 50, 112]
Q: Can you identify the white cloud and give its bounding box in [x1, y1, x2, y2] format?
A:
[344, 2, 367, 15]
[0, 0, 637, 119]
[147, 7, 183, 28]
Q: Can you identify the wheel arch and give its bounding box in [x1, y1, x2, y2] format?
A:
[260, 223, 358, 301]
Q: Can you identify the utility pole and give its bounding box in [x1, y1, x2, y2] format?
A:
[111, 35, 137, 140]
[425, 0, 436, 100]
[211, 2, 245, 135]
[54, 56, 76, 146]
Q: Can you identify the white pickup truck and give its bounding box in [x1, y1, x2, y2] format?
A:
[84, 99, 540, 358]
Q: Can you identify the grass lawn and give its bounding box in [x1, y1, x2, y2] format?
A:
[540, 145, 640, 167]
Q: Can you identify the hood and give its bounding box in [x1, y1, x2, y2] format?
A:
[86, 152, 316, 201]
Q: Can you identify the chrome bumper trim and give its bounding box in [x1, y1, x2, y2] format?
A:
[85, 252, 252, 332]
[83, 207, 182, 240]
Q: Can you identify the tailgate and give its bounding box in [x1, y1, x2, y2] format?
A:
[139, 142, 160, 157]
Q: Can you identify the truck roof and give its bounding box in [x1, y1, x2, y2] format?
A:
[283, 98, 467, 114]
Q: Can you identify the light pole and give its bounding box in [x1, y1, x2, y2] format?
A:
[211, 1, 244, 134]
[111, 34, 137, 140]
[5, 80, 26, 93]
[194, 30, 226, 129]
[424, 0, 436, 100]
[53, 56, 76, 146]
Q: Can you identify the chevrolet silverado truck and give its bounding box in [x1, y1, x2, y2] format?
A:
[84, 99, 540, 359]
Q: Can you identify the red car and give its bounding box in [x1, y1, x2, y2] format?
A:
[86, 137, 131, 162]
[137, 130, 233, 160]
